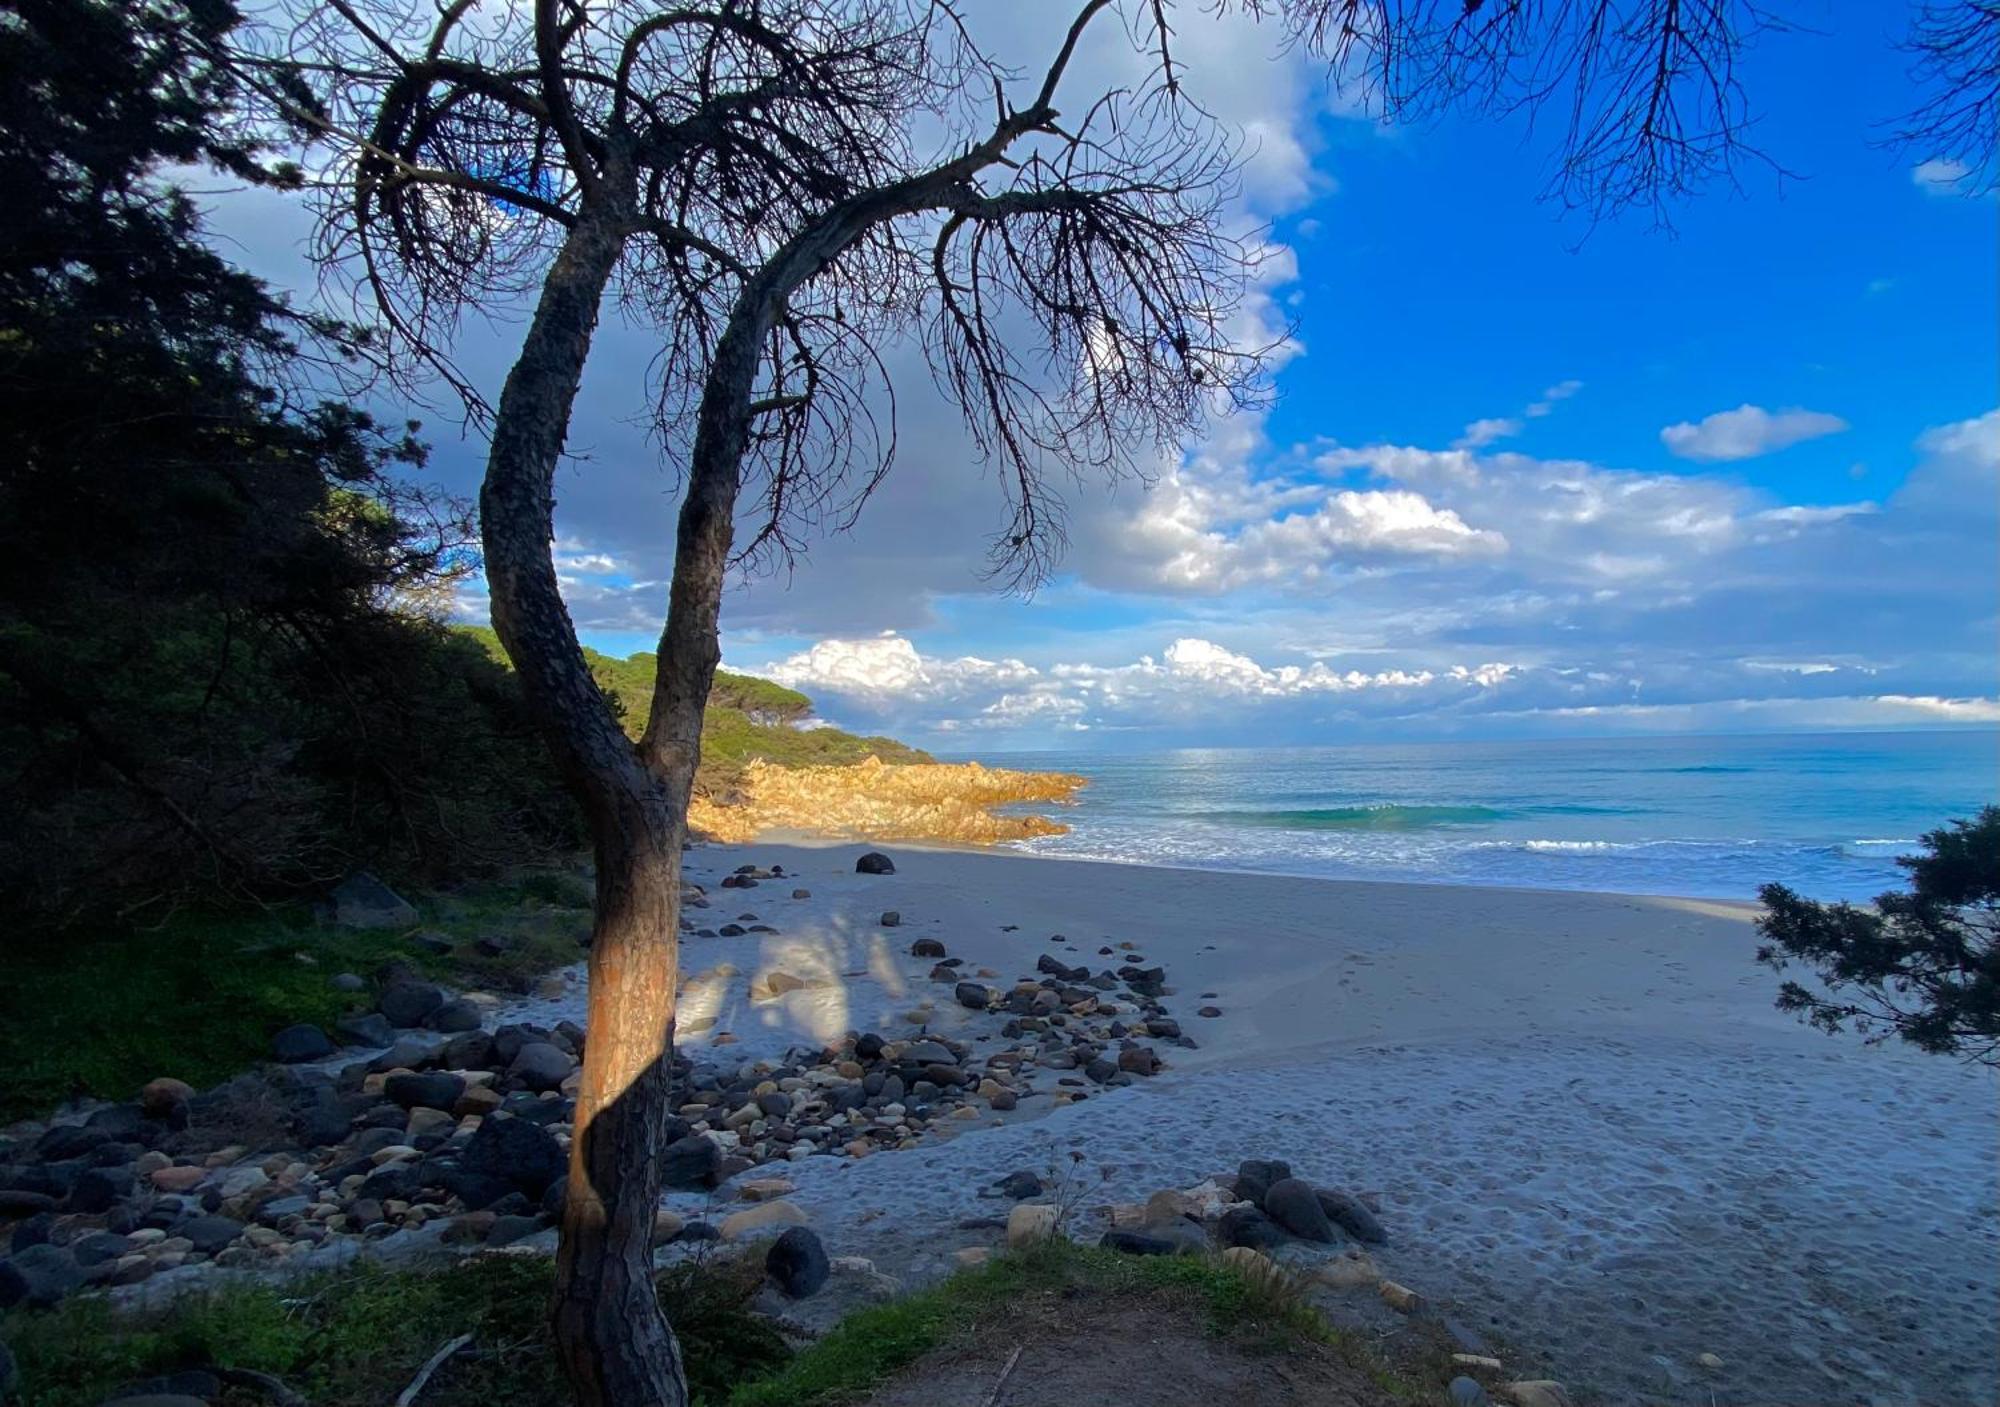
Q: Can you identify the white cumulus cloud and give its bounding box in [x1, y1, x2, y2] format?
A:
[1455, 417, 1522, 449]
[1659, 404, 1850, 462]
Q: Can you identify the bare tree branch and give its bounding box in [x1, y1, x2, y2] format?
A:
[1888, 1, 2000, 194]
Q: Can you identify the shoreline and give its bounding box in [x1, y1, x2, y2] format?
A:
[27, 836, 1993, 1406]
[756, 827, 1772, 910]
[635, 837, 1996, 1406]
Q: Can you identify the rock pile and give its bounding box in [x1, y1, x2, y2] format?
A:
[0, 856, 1195, 1315]
[0, 1004, 593, 1307]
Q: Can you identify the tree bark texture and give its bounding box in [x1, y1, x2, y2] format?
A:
[478, 206, 692, 1407]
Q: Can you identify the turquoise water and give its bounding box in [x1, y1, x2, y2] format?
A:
[972, 731, 1999, 901]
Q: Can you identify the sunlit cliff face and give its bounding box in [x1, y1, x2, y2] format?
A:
[689, 757, 1085, 845]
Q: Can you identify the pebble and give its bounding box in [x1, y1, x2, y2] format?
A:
[719, 1200, 810, 1241]
[149, 1166, 206, 1193]
[1379, 1280, 1424, 1313]
[736, 1178, 796, 1203]
[765, 1226, 829, 1298]
[1005, 1203, 1057, 1249]
[1449, 1379, 1493, 1407]
[1315, 1251, 1380, 1290]
[1496, 1386, 1575, 1407]
[0, 872, 1230, 1321]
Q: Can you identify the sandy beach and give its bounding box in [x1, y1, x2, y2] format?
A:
[502, 838, 2000, 1407]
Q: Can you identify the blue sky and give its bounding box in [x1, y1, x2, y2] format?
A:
[206, 2, 1998, 750]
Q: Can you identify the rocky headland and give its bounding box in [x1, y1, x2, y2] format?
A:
[690, 757, 1086, 846]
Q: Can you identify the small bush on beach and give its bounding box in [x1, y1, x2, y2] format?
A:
[1756, 805, 2000, 1065]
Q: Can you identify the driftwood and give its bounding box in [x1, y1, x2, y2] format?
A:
[394, 1334, 474, 1407]
[982, 1344, 1026, 1407]
[212, 1366, 310, 1407]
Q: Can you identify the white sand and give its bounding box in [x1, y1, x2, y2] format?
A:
[501, 840, 1998, 1407]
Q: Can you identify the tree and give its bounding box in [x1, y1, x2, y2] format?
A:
[1756, 808, 2000, 1065]
[0, 0, 578, 923]
[221, 2, 1999, 1402]
[230, 6, 1253, 1401]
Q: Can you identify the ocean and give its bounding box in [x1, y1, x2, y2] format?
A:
[970, 730, 1999, 902]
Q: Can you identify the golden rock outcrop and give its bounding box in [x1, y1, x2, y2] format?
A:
[689, 756, 1085, 845]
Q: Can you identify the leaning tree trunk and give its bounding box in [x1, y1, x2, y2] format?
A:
[483, 179, 890, 1407]
[479, 202, 694, 1407]
[553, 789, 688, 1406]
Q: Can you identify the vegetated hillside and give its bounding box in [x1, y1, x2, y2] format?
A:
[455, 627, 930, 796]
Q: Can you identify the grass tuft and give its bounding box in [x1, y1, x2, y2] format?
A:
[2, 1239, 1421, 1407]
[0, 1252, 791, 1407]
[728, 1239, 1364, 1407]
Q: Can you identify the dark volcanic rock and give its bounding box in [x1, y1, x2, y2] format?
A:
[441, 1030, 497, 1069]
[336, 1012, 396, 1047]
[429, 998, 483, 1033]
[1099, 1229, 1175, 1256]
[953, 982, 991, 1010]
[508, 1042, 576, 1092]
[1315, 1188, 1387, 1244]
[271, 1023, 335, 1063]
[994, 1170, 1044, 1199]
[385, 1071, 466, 1112]
[177, 1214, 245, 1254]
[458, 1114, 566, 1200]
[661, 1134, 721, 1190]
[358, 1162, 431, 1204]
[1116, 1046, 1161, 1076]
[854, 851, 895, 875]
[379, 981, 446, 1028]
[1217, 1204, 1287, 1251]
[86, 1105, 148, 1139]
[370, 1037, 438, 1073]
[1264, 1177, 1339, 1243]
[66, 1167, 134, 1214]
[0, 1243, 82, 1308]
[1233, 1158, 1291, 1209]
[69, 1231, 131, 1268]
[0, 1191, 56, 1218]
[34, 1124, 106, 1161]
[765, 1226, 829, 1298]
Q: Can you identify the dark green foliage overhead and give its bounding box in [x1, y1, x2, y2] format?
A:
[0, 0, 579, 924]
[1756, 807, 2000, 1065]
